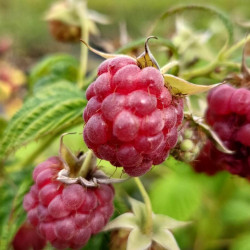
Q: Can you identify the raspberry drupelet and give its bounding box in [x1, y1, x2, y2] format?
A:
[83, 56, 184, 176]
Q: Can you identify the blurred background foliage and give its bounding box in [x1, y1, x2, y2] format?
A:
[0, 0, 250, 249]
[0, 0, 250, 65]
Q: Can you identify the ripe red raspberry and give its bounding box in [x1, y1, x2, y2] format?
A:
[193, 84, 250, 178]
[23, 156, 115, 249]
[12, 221, 46, 250]
[83, 56, 183, 176]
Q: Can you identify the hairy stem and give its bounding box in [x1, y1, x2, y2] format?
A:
[181, 60, 218, 80]
[223, 35, 250, 59]
[134, 177, 153, 236]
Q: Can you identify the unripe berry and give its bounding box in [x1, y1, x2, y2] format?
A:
[180, 139, 194, 152]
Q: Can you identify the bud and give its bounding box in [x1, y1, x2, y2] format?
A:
[171, 120, 205, 163]
[45, 0, 110, 43]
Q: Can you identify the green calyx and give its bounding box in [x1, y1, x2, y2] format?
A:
[103, 197, 190, 250]
[58, 133, 126, 187]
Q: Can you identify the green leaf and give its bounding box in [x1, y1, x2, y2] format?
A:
[0, 81, 86, 161]
[83, 232, 110, 250]
[0, 175, 32, 248]
[150, 172, 202, 220]
[33, 74, 65, 92]
[127, 228, 151, 250]
[221, 200, 250, 225]
[0, 117, 7, 140]
[29, 54, 79, 88]
[164, 74, 221, 96]
[152, 229, 180, 250]
[230, 233, 250, 250]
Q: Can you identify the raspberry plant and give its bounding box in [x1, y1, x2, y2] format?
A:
[0, 1, 250, 250]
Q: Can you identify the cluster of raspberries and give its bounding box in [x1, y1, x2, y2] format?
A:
[83, 56, 184, 176]
[193, 84, 250, 178]
[23, 157, 114, 249]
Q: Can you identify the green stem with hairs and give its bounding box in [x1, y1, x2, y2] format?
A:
[134, 177, 153, 236]
[78, 150, 93, 178]
[77, 0, 89, 89]
[181, 60, 219, 80]
[223, 35, 250, 59]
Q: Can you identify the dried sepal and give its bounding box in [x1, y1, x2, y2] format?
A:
[57, 166, 127, 187]
[136, 36, 160, 69]
[59, 133, 83, 173]
[184, 113, 234, 154]
[58, 133, 127, 186]
[80, 40, 134, 60]
[164, 74, 223, 96]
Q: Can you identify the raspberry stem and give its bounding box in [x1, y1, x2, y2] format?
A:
[78, 150, 94, 178]
[76, 0, 89, 89]
[223, 35, 250, 59]
[134, 177, 153, 236]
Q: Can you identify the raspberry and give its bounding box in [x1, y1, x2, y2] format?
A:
[23, 157, 115, 249]
[83, 56, 184, 176]
[12, 221, 46, 250]
[193, 84, 250, 178]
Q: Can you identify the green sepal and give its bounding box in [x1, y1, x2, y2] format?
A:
[153, 214, 191, 230]
[185, 113, 234, 154]
[129, 197, 148, 226]
[152, 229, 180, 250]
[164, 74, 222, 96]
[127, 228, 152, 250]
[103, 213, 137, 231]
[59, 133, 82, 175]
[103, 197, 189, 250]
